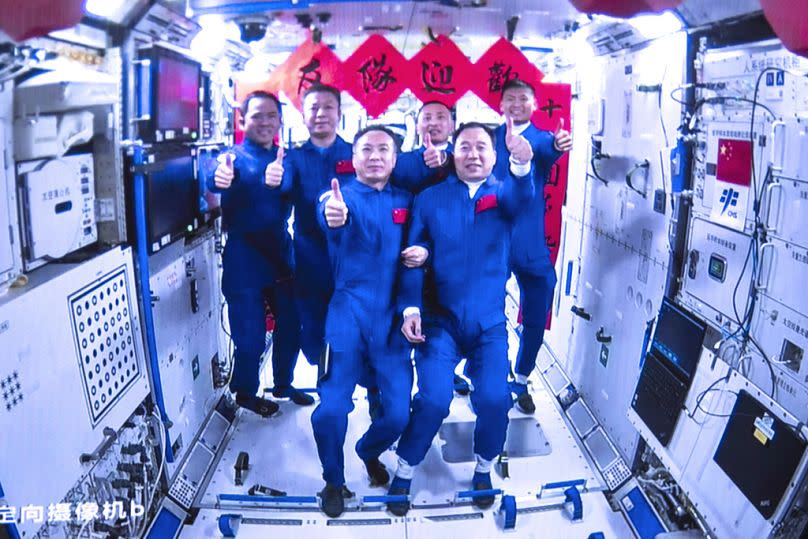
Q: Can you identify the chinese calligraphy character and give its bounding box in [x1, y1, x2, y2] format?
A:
[540, 98, 563, 118]
[358, 54, 397, 93]
[487, 61, 516, 93]
[421, 61, 455, 95]
[76, 502, 99, 521]
[297, 58, 322, 96]
[20, 505, 43, 524]
[47, 503, 71, 522]
[546, 163, 560, 187]
[0, 506, 16, 524]
[102, 501, 127, 520]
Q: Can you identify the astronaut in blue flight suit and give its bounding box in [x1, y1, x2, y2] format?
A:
[311, 126, 416, 518]
[387, 122, 535, 516]
[493, 78, 573, 414]
[392, 101, 473, 395]
[206, 91, 311, 415]
[392, 101, 454, 195]
[282, 84, 355, 366]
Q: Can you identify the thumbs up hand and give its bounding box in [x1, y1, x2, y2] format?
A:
[505, 115, 533, 165]
[422, 132, 445, 169]
[214, 153, 236, 189]
[553, 118, 572, 152]
[264, 137, 285, 188]
[324, 178, 348, 228]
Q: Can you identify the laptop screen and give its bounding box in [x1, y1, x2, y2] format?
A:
[651, 299, 707, 378]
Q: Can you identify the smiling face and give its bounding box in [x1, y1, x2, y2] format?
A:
[500, 86, 537, 124]
[303, 90, 340, 142]
[353, 129, 397, 188]
[417, 102, 453, 146]
[241, 96, 280, 147]
[454, 126, 495, 183]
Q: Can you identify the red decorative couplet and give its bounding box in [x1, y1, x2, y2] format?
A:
[342, 35, 413, 118]
[408, 35, 474, 108]
[472, 37, 544, 111]
[273, 36, 344, 110]
[531, 82, 571, 270]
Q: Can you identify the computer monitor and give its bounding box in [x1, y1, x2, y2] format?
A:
[138, 46, 200, 143]
[127, 145, 198, 254]
[651, 299, 707, 378]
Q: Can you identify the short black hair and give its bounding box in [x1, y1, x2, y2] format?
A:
[417, 100, 455, 121]
[353, 124, 401, 154]
[453, 122, 496, 147]
[302, 84, 342, 108]
[501, 78, 535, 97]
[240, 90, 282, 118]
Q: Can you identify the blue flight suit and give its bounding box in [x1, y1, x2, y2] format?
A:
[204, 139, 299, 397]
[493, 123, 562, 380]
[391, 143, 453, 194]
[282, 137, 355, 363]
[311, 180, 415, 486]
[395, 170, 534, 466]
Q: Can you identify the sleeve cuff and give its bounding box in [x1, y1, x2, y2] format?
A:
[403, 307, 421, 318]
[509, 158, 531, 177]
[318, 191, 332, 203]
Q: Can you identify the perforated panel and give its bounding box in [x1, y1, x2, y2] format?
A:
[69, 266, 142, 425]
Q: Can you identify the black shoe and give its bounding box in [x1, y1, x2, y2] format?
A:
[454, 374, 471, 396]
[386, 476, 411, 516]
[319, 483, 345, 518]
[471, 471, 495, 509]
[235, 394, 279, 417]
[273, 386, 315, 406]
[515, 391, 536, 414]
[364, 458, 390, 487]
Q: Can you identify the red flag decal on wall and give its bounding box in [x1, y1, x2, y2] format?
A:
[715, 138, 752, 187]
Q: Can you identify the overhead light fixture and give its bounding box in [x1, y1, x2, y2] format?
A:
[628, 10, 683, 40]
[85, 0, 127, 19]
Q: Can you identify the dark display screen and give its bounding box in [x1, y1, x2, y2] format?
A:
[651, 299, 707, 378]
[147, 149, 197, 250]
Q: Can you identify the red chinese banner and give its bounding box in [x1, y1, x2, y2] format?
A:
[342, 34, 414, 118]
[472, 37, 544, 111]
[271, 35, 345, 110]
[531, 82, 572, 270]
[408, 35, 474, 108]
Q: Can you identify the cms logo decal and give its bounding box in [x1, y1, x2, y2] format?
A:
[719, 187, 739, 215]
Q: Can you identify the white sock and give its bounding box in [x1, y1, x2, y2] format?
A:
[474, 454, 493, 474]
[396, 457, 415, 480]
[515, 374, 529, 385]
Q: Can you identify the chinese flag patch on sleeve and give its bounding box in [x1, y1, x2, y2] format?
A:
[335, 160, 355, 174]
[392, 208, 409, 224]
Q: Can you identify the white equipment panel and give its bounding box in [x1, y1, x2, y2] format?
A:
[680, 216, 753, 330]
[17, 153, 97, 270]
[0, 247, 150, 539]
[0, 84, 22, 293]
[629, 354, 808, 538]
[149, 233, 225, 470]
[692, 119, 770, 232]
